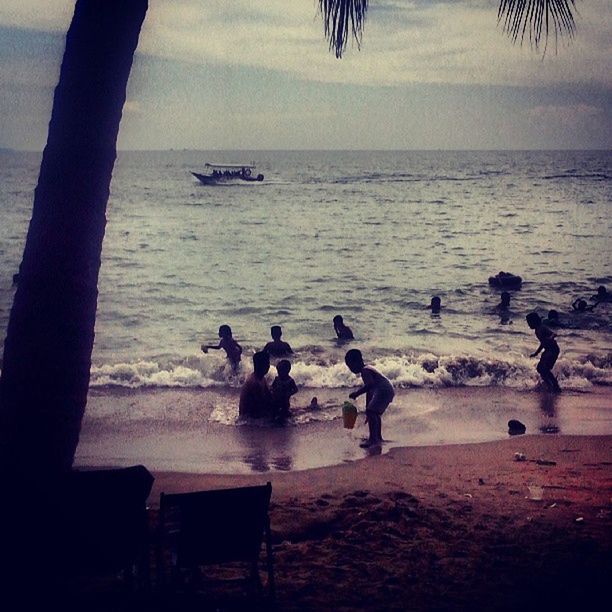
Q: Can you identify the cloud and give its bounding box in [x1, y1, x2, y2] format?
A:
[528, 103, 603, 124]
[2, 1, 608, 89]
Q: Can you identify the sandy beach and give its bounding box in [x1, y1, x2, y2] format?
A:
[145, 434, 611, 611]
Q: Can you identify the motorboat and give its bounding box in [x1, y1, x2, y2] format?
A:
[191, 163, 264, 185]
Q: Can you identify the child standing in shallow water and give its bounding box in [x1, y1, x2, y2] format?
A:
[271, 359, 298, 421]
[526, 312, 561, 392]
[345, 349, 395, 448]
[201, 324, 242, 372]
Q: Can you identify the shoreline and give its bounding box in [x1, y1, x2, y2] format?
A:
[76, 385, 612, 474]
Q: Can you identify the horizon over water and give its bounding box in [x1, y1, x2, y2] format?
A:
[1, 149, 610, 433]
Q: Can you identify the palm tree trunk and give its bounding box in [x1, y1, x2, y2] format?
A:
[0, 0, 148, 474]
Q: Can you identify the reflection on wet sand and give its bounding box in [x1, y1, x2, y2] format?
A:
[237, 422, 295, 473]
[539, 391, 560, 434]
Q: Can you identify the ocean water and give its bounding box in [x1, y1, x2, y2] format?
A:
[1, 150, 611, 420]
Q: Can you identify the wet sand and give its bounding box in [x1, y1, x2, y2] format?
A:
[76, 386, 612, 473]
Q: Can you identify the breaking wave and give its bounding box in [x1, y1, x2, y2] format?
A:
[89, 351, 612, 390]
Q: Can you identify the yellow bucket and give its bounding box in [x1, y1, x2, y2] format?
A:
[342, 401, 358, 429]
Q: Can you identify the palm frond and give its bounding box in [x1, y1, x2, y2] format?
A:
[498, 0, 577, 50]
[318, 0, 369, 58]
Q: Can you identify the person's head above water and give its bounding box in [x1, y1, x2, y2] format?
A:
[597, 285, 608, 298]
[333, 315, 344, 325]
[270, 325, 283, 340]
[430, 296, 441, 313]
[575, 299, 587, 312]
[252, 351, 270, 377]
[526, 312, 541, 329]
[218, 324, 232, 338]
[276, 359, 291, 378]
[345, 348, 365, 374]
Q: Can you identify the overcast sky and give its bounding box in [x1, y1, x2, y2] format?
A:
[1, 0, 610, 150]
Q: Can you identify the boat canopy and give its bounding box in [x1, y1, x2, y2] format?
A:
[204, 162, 256, 169]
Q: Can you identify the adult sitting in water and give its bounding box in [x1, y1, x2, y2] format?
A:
[239, 351, 272, 419]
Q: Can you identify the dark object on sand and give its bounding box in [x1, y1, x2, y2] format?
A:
[158, 482, 275, 602]
[489, 271, 522, 289]
[508, 419, 526, 435]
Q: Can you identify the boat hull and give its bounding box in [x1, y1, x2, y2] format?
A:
[191, 172, 264, 185]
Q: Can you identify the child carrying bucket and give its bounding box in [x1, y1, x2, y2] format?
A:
[344, 349, 395, 448]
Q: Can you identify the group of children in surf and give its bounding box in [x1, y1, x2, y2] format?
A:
[201, 285, 610, 448]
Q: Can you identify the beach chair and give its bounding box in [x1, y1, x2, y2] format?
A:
[55, 464, 154, 590]
[157, 482, 275, 604]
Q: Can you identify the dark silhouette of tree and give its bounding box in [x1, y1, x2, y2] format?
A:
[0, 0, 148, 474]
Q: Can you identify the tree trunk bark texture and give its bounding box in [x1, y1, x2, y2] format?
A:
[0, 0, 148, 474]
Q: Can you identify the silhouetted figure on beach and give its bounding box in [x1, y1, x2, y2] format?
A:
[263, 325, 293, 357]
[271, 359, 298, 422]
[526, 312, 561, 393]
[333, 315, 354, 340]
[345, 349, 395, 448]
[201, 324, 242, 371]
[239, 351, 272, 418]
[428, 296, 441, 314]
[543, 309, 562, 328]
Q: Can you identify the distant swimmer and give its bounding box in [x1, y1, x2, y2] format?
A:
[496, 291, 511, 312]
[543, 309, 562, 328]
[526, 312, 561, 393]
[201, 324, 242, 371]
[271, 359, 298, 422]
[571, 298, 595, 313]
[239, 351, 272, 419]
[333, 315, 354, 340]
[428, 296, 441, 314]
[309, 396, 320, 410]
[345, 348, 395, 448]
[591, 285, 611, 304]
[262, 325, 293, 357]
[493, 291, 513, 325]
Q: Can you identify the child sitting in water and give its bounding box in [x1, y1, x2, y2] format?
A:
[526, 312, 561, 393]
[201, 324, 242, 371]
[263, 325, 293, 357]
[271, 359, 298, 421]
[345, 349, 395, 448]
[333, 315, 354, 340]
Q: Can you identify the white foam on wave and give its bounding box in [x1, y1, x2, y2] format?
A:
[88, 351, 612, 390]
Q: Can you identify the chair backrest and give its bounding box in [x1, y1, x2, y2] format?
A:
[59, 465, 154, 571]
[159, 482, 272, 567]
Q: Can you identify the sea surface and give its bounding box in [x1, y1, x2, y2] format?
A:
[1, 150, 611, 430]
